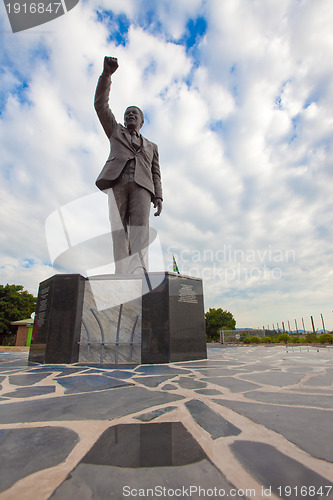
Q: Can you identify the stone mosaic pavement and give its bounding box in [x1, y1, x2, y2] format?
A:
[0, 345, 333, 499]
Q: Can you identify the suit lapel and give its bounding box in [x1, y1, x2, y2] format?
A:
[141, 136, 149, 150]
[121, 128, 133, 148]
[119, 125, 146, 152]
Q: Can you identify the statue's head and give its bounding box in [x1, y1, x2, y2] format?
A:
[124, 106, 144, 132]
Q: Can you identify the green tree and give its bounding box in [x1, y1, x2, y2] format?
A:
[0, 284, 37, 340]
[205, 308, 236, 341]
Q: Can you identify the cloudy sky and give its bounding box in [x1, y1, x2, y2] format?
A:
[1, 0, 333, 331]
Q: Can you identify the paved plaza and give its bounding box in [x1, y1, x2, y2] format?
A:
[0, 345, 332, 499]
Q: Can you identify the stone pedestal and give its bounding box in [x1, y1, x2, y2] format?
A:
[29, 272, 207, 365]
[142, 272, 207, 363]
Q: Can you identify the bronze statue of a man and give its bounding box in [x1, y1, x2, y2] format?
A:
[95, 57, 163, 274]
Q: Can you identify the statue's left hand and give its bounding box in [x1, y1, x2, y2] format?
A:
[154, 198, 162, 216]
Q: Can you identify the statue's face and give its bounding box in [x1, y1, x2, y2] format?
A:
[124, 106, 143, 132]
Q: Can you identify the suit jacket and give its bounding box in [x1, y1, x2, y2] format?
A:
[94, 73, 163, 201]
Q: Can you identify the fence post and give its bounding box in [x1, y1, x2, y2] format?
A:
[302, 317, 306, 334]
[311, 316, 316, 334]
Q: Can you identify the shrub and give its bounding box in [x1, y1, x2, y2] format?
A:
[306, 332, 318, 343]
[250, 336, 261, 344]
[277, 333, 291, 343]
[243, 337, 251, 344]
[263, 336, 272, 343]
[318, 333, 333, 344]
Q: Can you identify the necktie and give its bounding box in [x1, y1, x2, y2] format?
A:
[130, 130, 141, 151]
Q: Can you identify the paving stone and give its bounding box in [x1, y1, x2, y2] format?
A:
[231, 441, 333, 499]
[52, 463, 246, 500]
[81, 423, 207, 466]
[303, 375, 333, 387]
[161, 384, 178, 390]
[4, 386, 56, 398]
[215, 399, 333, 462]
[135, 406, 178, 421]
[176, 377, 207, 389]
[238, 364, 279, 372]
[56, 374, 133, 394]
[245, 391, 333, 408]
[194, 388, 223, 395]
[239, 372, 304, 387]
[289, 387, 333, 394]
[0, 426, 79, 493]
[24, 366, 78, 373]
[53, 368, 91, 377]
[196, 368, 246, 377]
[133, 375, 176, 387]
[0, 387, 184, 424]
[134, 365, 191, 375]
[0, 359, 30, 369]
[177, 360, 245, 367]
[77, 363, 137, 370]
[203, 376, 260, 392]
[0, 368, 22, 374]
[51, 423, 241, 500]
[185, 399, 241, 439]
[286, 367, 321, 373]
[85, 369, 135, 379]
[8, 373, 53, 386]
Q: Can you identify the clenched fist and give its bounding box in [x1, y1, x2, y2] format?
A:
[103, 56, 119, 76]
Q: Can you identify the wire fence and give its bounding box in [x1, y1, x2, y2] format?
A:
[219, 329, 265, 343]
[219, 328, 333, 344]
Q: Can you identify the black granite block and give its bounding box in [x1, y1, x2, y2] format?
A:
[142, 272, 207, 363]
[29, 274, 86, 364]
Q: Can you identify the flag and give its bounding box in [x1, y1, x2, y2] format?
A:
[172, 254, 180, 274]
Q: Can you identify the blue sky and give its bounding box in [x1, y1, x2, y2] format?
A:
[1, 0, 333, 331]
